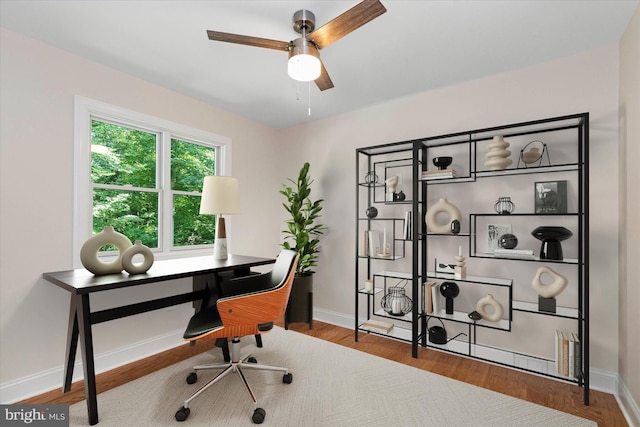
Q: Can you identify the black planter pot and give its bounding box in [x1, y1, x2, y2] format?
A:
[285, 274, 313, 329]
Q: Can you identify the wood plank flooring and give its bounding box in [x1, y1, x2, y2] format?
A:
[20, 320, 627, 426]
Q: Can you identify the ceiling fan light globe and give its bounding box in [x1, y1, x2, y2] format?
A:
[288, 38, 321, 82]
[288, 54, 321, 81]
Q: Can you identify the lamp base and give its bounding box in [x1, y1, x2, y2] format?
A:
[213, 238, 228, 260]
[213, 217, 228, 260]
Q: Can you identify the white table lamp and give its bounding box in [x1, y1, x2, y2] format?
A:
[199, 176, 241, 260]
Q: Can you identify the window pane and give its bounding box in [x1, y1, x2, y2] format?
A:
[171, 139, 215, 192]
[91, 120, 157, 188]
[173, 194, 215, 247]
[93, 188, 159, 249]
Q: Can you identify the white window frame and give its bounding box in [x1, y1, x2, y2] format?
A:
[73, 96, 232, 268]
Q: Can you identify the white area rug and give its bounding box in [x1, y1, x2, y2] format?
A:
[70, 327, 595, 426]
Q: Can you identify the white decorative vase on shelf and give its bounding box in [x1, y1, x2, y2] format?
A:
[425, 198, 462, 234]
[80, 226, 132, 275]
[484, 135, 513, 170]
[121, 240, 154, 274]
[476, 294, 504, 322]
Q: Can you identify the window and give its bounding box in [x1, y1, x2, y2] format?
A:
[74, 97, 232, 266]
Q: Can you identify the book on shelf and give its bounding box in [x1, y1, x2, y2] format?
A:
[362, 319, 394, 333]
[493, 248, 535, 259]
[562, 331, 570, 377]
[555, 329, 581, 379]
[431, 283, 441, 314]
[572, 332, 581, 379]
[403, 211, 412, 240]
[420, 169, 458, 180]
[366, 230, 381, 257]
[425, 281, 436, 314]
[361, 230, 368, 256]
[568, 332, 575, 379]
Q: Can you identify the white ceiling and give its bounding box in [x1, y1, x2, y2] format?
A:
[1, 1, 637, 129]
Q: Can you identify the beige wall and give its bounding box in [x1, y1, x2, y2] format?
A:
[619, 3, 640, 423]
[279, 45, 621, 379]
[0, 29, 282, 398]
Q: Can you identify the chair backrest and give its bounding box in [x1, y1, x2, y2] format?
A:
[217, 250, 299, 330]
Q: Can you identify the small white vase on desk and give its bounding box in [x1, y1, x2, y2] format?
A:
[121, 240, 154, 274]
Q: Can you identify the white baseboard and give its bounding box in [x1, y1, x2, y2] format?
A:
[0, 329, 186, 404]
[617, 379, 640, 427]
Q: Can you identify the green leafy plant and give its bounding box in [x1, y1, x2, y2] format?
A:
[280, 162, 324, 276]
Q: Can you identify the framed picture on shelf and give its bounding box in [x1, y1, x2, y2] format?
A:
[534, 180, 567, 214]
[487, 224, 512, 253]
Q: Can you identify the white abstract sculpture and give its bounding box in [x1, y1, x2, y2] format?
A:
[531, 266, 568, 298]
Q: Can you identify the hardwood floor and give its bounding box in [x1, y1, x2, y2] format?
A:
[21, 320, 627, 426]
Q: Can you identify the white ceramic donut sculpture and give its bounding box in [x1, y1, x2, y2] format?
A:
[531, 266, 568, 298]
[425, 198, 462, 234]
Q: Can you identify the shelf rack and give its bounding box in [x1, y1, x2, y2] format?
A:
[355, 113, 589, 405]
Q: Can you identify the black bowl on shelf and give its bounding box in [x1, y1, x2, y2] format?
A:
[432, 156, 453, 170]
[531, 226, 573, 260]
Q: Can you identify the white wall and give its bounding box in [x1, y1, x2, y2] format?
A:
[0, 29, 282, 401]
[279, 45, 621, 378]
[619, 3, 640, 424]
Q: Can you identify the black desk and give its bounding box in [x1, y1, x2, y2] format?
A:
[43, 254, 275, 425]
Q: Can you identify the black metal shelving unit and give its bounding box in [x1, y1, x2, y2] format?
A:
[355, 113, 589, 405]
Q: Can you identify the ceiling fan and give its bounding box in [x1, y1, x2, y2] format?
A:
[206, 0, 387, 91]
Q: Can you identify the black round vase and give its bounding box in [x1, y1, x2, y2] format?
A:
[531, 226, 573, 260]
[439, 281, 459, 315]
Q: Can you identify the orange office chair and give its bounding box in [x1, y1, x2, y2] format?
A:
[175, 250, 299, 424]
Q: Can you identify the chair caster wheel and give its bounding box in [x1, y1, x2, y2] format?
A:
[252, 407, 266, 424]
[186, 372, 197, 384]
[247, 356, 258, 363]
[283, 373, 293, 384]
[175, 406, 190, 422]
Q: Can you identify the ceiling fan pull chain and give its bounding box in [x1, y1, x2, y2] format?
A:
[308, 82, 312, 116]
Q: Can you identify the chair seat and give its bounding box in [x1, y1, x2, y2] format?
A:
[183, 306, 223, 340]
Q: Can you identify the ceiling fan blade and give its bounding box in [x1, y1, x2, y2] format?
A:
[308, 0, 387, 50]
[207, 30, 290, 51]
[315, 61, 334, 91]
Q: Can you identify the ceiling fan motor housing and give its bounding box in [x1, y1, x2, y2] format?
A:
[293, 10, 316, 34]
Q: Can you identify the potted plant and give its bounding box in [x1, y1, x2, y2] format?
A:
[280, 162, 324, 328]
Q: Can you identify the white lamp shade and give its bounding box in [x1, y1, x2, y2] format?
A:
[199, 176, 241, 215]
[288, 38, 321, 82]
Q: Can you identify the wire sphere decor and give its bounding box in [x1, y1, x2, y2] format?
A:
[381, 286, 413, 316]
[494, 196, 515, 214]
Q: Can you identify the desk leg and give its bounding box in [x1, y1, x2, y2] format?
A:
[63, 297, 79, 392]
[76, 294, 99, 425]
